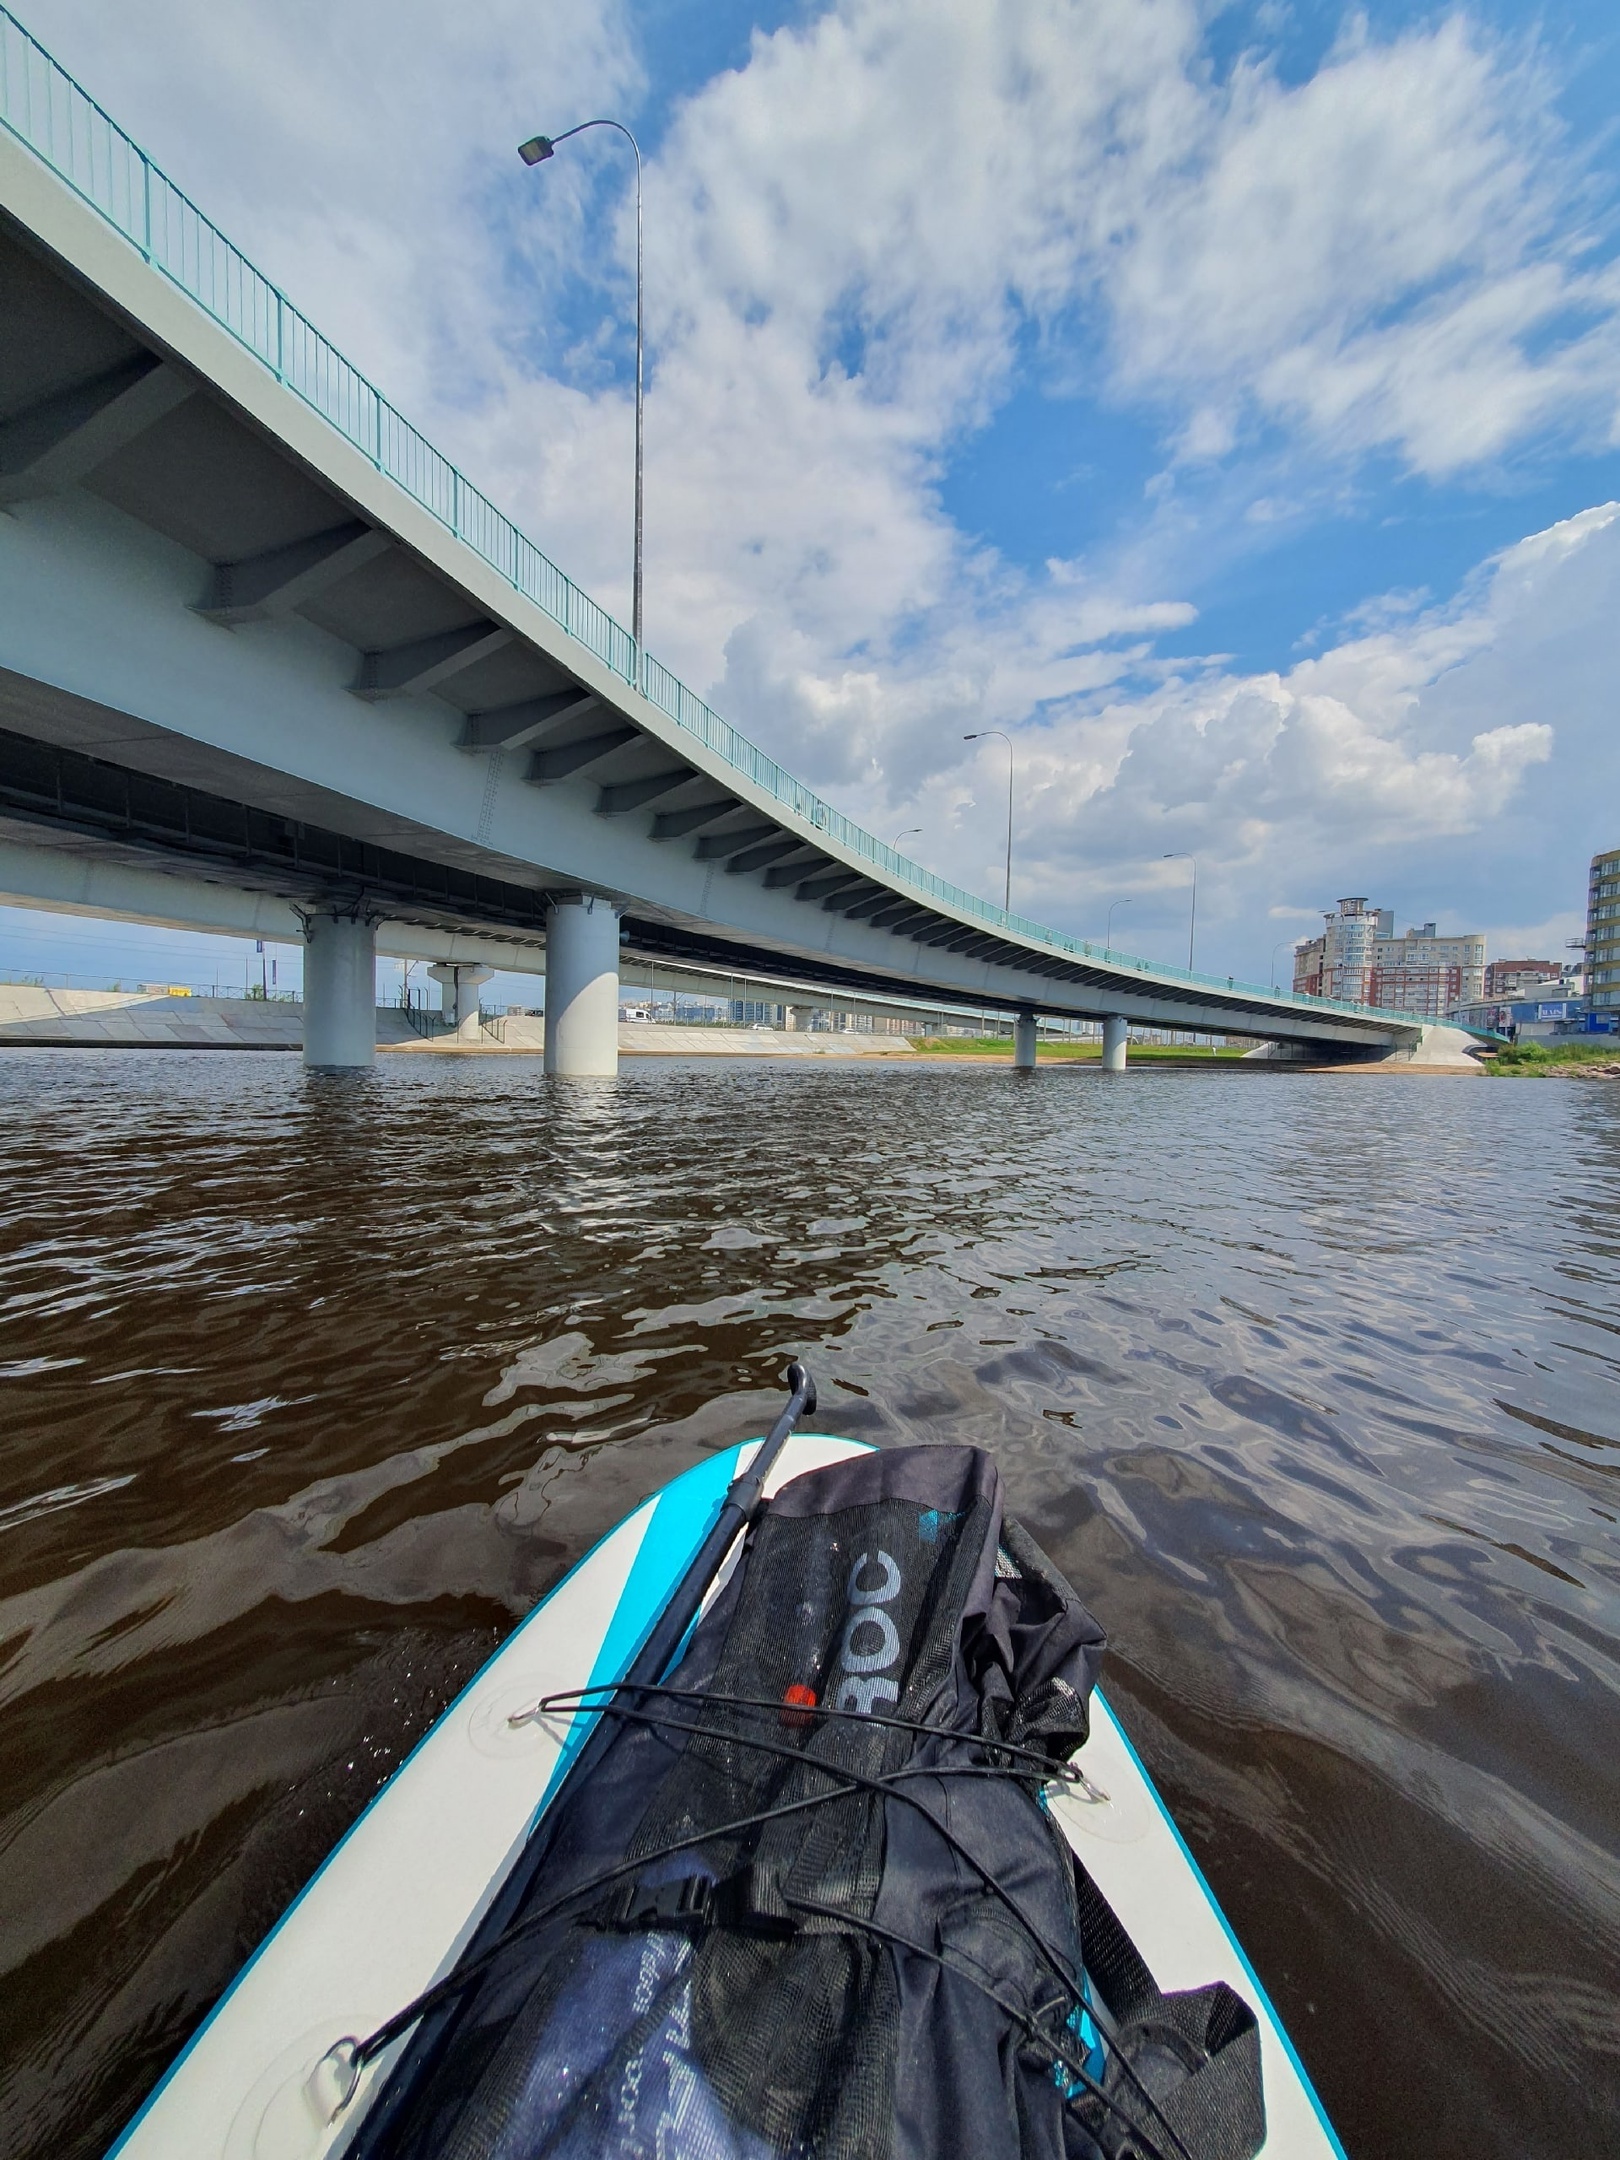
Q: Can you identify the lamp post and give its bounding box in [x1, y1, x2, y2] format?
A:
[1270, 937, 1297, 994]
[963, 731, 1014, 914]
[1105, 898, 1132, 955]
[893, 826, 922, 854]
[1162, 853, 1197, 971]
[519, 120, 645, 655]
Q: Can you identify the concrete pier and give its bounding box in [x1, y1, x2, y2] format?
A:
[303, 913, 376, 1069]
[1102, 1015, 1128, 1072]
[1013, 1013, 1038, 1070]
[428, 962, 493, 1044]
[544, 895, 621, 1076]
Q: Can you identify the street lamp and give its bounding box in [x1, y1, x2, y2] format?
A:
[893, 826, 922, 854]
[519, 120, 645, 654]
[1162, 853, 1197, 971]
[963, 731, 1014, 914]
[1270, 936, 1298, 994]
[1105, 898, 1132, 955]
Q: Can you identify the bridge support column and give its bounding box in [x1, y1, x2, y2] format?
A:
[1013, 1013, 1038, 1070]
[545, 895, 621, 1076]
[428, 962, 493, 1043]
[303, 912, 376, 1070]
[1102, 1015, 1128, 1072]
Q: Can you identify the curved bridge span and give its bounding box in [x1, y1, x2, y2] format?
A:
[0, 15, 1439, 1070]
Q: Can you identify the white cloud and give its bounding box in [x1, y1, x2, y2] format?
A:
[984, 504, 1616, 963]
[1103, 16, 1620, 477]
[606, 0, 1620, 875]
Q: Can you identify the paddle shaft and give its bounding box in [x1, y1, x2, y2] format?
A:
[616, 1359, 817, 1700]
[486, 1360, 815, 1905]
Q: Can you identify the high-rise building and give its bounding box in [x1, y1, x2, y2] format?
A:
[1587, 848, 1620, 1015]
[1291, 898, 1389, 1001]
[1484, 958, 1562, 999]
[1293, 898, 1485, 1015]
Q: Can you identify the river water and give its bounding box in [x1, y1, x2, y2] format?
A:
[0, 1050, 1616, 2158]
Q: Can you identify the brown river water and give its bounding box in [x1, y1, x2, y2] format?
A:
[0, 1049, 1617, 2158]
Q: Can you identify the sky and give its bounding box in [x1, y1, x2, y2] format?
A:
[5, 0, 1620, 995]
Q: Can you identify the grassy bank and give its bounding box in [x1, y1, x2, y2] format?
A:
[907, 1035, 1249, 1061]
[1484, 1039, 1620, 1077]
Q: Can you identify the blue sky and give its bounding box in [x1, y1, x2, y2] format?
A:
[6, 0, 1620, 996]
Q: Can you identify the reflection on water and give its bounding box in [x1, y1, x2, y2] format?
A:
[0, 1051, 1617, 2157]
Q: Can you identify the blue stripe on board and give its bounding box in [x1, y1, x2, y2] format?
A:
[1095, 1693, 1350, 2160]
[526, 1441, 746, 1823]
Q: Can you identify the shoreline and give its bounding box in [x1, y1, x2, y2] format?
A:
[10, 988, 1602, 1072]
[0, 1037, 1515, 1072]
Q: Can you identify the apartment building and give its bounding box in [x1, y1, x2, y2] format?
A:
[1293, 898, 1486, 1016]
[1484, 958, 1562, 998]
[1588, 847, 1620, 1015]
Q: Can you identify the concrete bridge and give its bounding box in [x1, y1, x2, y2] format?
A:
[0, 15, 1452, 1074]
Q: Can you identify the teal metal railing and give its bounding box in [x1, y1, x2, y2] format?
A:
[0, 5, 636, 687]
[0, 6, 1417, 1028]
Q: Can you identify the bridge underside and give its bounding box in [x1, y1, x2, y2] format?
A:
[0, 712, 1392, 1052]
[0, 140, 1418, 1069]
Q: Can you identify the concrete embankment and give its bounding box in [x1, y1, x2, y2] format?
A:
[0, 986, 323, 1049]
[0, 989, 918, 1057]
[1244, 1022, 1485, 1071]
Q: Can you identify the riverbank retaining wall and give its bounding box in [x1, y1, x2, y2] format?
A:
[0, 988, 920, 1057]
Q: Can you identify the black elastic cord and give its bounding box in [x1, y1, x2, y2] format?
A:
[347, 1690, 1193, 2160]
[534, 1687, 1194, 2160]
[350, 1754, 1015, 2067]
[535, 1680, 1085, 1784]
[545, 1693, 1084, 2005]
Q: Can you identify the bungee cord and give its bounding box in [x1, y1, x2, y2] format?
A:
[332, 1680, 1195, 2160]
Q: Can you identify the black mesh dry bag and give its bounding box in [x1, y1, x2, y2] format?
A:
[347, 1445, 1264, 2160]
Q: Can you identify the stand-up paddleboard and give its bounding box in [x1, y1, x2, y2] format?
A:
[110, 1420, 1345, 2160]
